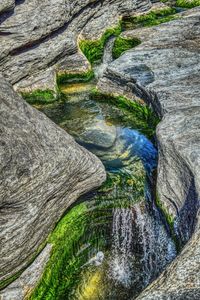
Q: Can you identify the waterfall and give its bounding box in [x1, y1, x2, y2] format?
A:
[133, 203, 177, 287]
[109, 208, 134, 288]
[94, 36, 116, 79]
[102, 36, 116, 64]
[109, 203, 177, 290]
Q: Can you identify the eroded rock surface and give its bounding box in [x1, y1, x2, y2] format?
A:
[0, 0, 151, 92]
[98, 7, 200, 298]
[0, 74, 106, 284]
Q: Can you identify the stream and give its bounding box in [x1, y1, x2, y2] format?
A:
[31, 28, 178, 300]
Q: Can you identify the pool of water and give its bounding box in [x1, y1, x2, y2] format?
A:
[31, 84, 176, 300]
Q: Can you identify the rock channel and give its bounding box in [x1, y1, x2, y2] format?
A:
[97, 7, 200, 299]
[0, 0, 156, 298]
[0, 1, 200, 299]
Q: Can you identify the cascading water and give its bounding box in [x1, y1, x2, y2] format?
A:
[94, 36, 116, 79]
[109, 208, 134, 288]
[133, 204, 177, 287]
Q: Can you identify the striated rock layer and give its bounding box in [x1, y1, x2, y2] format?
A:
[98, 7, 200, 299]
[0, 74, 106, 284]
[0, 0, 151, 93]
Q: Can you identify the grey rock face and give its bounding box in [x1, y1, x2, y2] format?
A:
[0, 0, 152, 92]
[0, 244, 52, 300]
[0, 74, 106, 283]
[98, 7, 200, 298]
[0, 0, 14, 14]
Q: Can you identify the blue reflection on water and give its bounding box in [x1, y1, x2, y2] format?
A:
[120, 128, 158, 173]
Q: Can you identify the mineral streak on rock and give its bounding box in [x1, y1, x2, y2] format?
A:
[0, 74, 106, 283]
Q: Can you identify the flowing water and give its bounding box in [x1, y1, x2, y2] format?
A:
[34, 82, 176, 299]
[94, 36, 116, 79]
[30, 37, 177, 300]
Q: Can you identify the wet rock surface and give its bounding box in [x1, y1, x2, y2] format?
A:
[98, 7, 200, 299]
[0, 75, 106, 284]
[0, 0, 151, 92]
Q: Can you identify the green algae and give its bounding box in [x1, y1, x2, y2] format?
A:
[121, 7, 178, 30]
[21, 89, 56, 105]
[176, 0, 200, 7]
[91, 89, 160, 140]
[79, 24, 122, 65]
[29, 203, 88, 300]
[112, 36, 141, 59]
[57, 70, 95, 85]
[29, 166, 146, 300]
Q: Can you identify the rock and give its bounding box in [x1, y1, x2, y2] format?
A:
[97, 7, 200, 298]
[80, 119, 117, 149]
[0, 74, 106, 284]
[136, 229, 200, 300]
[0, 244, 52, 300]
[0, 0, 152, 92]
[0, 0, 14, 14]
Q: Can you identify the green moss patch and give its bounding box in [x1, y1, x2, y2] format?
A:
[122, 7, 177, 30]
[21, 90, 56, 105]
[29, 169, 145, 300]
[155, 194, 181, 252]
[79, 24, 122, 65]
[112, 36, 141, 59]
[29, 204, 89, 300]
[57, 70, 95, 85]
[176, 0, 200, 7]
[155, 195, 174, 231]
[91, 89, 159, 140]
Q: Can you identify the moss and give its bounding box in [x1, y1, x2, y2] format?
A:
[176, 0, 200, 7]
[155, 195, 174, 231]
[112, 36, 141, 59]
[91, 89, 160, 140]
[29, 203, 88, 300]
[22, 89, 56, 105]
[79, 24, 122, 65]
[155, 194, 181, 252]
[121, 7, 177, 30]
[57, 69, 95, 85]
